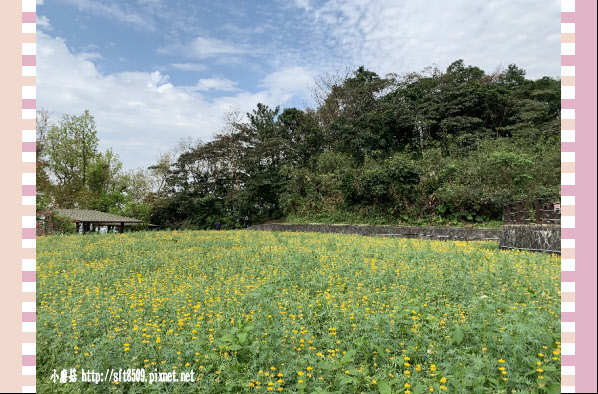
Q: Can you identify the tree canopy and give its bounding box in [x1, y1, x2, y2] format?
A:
[38, 60, 560, 230]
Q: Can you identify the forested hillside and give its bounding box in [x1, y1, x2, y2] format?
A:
[37, 60, 561, 230]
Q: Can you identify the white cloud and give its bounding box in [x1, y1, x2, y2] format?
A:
[293, 0, 314, 13]
[192, 78, 239, 92]
[36, 15, 52, 30]
[37, 31, 315, 170]
[37, 31, 218, 169]
[170, 63, 208, 72]
[158, 36, 248, 59]
[36, 0, 43, 4]
[298, 0, 560, 80]
[60, 0, 155, 31]
[258, 66, 314, 103]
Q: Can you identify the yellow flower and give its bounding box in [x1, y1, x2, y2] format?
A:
[498, 359, 505, 363]
[440, 377, 447, 383]
[298, 371, 304, 376]
[298, 380, 304, 383]
[405, 383, 411, 388]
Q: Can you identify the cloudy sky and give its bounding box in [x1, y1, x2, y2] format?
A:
[36, 0, 561, 171]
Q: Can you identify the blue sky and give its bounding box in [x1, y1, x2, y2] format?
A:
[36, 0, 561, 171]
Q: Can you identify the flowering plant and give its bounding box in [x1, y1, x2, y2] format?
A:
[36, 209, 76, 236]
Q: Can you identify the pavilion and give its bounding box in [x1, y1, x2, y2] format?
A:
[55, 209, 146, 234]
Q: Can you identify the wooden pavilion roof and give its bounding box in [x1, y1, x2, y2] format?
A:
[55, 209, 145, 224]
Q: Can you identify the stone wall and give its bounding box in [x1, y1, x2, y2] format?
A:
[500, 224, 561, 254]
[248, 223, 502, 241]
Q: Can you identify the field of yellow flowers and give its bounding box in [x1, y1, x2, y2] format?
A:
[37, 230, 561, 393]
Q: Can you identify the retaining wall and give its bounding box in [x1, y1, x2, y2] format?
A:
[248, 223, 501, 241]
[500, 224, 561, 254]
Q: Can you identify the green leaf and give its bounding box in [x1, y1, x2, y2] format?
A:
[412, 385, 424, 394]
[545, 384, 560, 394]
[536, 378, 548, 387]
[340, 349, 356, 364]
[374, 345, 387, 359]
[237, 333, 248, 344]
[527, 289, 536, 294]
[229, 344, 242, 351]
[452, 327, 464, 344]
[377, 380, 392, 394]
[220, 334, 235, 343]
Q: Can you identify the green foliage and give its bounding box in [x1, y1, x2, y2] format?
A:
[485, 151, 534, 189]
[42, 60, 560, 230]
[36, 209, 77, 236]
[38, 110, 160, 230]
[43, 110, 99, 207]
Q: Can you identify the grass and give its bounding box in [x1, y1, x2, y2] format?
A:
[37, 230, 560, 393]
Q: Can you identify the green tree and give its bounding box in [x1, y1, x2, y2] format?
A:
[44, 110, 99, 207]
[86, 149, 128, 212]
[36, 108, 53, 209]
